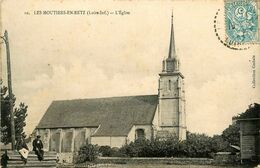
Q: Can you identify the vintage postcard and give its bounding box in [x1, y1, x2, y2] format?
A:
[0, 0, 259, 167]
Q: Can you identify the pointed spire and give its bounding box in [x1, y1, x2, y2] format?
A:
[168, 10, 176, 59]
[161, 11, 180, 73]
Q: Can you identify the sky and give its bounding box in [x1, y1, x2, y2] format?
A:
[0, 0, 259, 136]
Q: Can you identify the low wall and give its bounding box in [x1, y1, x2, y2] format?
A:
[57, 152, 75, 164]
[213, 152, 240, 165]
[56, 154, 241, 165]
[91, 136, 127, 148]
[96, 157, 214, 165]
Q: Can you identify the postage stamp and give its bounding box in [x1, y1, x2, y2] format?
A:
[224, 0, 259, 44]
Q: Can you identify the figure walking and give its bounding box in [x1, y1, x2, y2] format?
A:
[16, 136, 29, 164]
[33, 135, 44, 161]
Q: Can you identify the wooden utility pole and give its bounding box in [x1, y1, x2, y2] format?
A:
[1, 30, 16, 150]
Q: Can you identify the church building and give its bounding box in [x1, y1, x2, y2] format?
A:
[35, 14, 186, 153]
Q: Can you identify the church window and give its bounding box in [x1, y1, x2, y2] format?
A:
[135, 129, 145, 140]
[168, 80, 171, 90]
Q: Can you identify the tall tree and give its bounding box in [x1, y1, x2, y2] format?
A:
[1, 82, 28, 144]
[221, 123, 240, 146]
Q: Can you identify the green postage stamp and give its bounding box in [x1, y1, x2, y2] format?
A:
[225, 0, 259, 44]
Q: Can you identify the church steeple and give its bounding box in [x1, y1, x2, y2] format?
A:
[163, 12, 179, 73]
[157, 11, 186, 141]
[168, 12, 176, 59]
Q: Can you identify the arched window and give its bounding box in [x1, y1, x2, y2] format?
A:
[135, 129, 145, 140]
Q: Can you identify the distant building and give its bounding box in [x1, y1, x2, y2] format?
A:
[35, 14, 186, 153]
[234, 103, 260, 163]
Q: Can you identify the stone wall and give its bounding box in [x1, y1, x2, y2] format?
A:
[91, 136, 127, 148]
[155, 127, 178, 138]
[57, 152, 74, 164]
[158, 70, 186, 141]
[159, 99, 179, 126]
[74, 128, 86, 152]
[213, 152, 240, 165]
[96, 157, 213, 165]
[37, 127, 97, 153]
[49, 129, 62, 152]
[62, 129, 74, 152]
[127, 125, 153, 142]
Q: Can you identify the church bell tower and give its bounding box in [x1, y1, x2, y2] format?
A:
[157, 13, 186, 140]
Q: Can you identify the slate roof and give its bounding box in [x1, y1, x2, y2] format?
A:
[37, 95, 158, 136]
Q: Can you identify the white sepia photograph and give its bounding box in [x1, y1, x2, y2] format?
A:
[0, 0, 260, 168]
